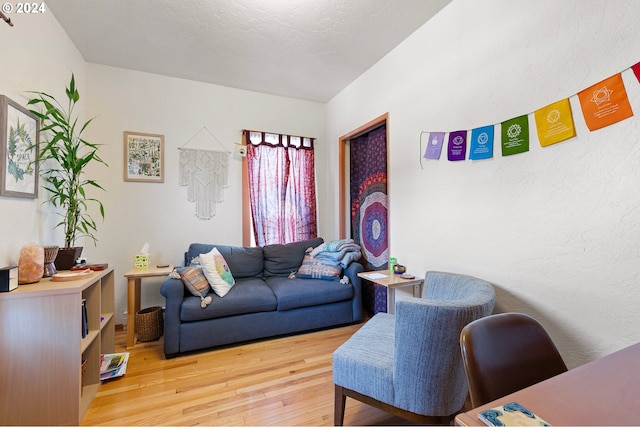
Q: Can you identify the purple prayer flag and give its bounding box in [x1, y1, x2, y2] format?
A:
[423, 132, 445, 159]
[447, 130, 467, 161]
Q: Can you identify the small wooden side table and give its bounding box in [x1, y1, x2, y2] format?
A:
[124, 264, 174, 348]
[358, 271, 424, 314]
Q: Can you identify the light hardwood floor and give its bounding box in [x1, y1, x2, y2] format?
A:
[82, 323, 423, 426]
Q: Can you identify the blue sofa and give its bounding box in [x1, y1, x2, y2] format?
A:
[160, 237, 364, 358]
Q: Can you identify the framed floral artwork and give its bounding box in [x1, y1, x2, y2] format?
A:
[0, 95, 39, 198]
[123, 131, 164, 182]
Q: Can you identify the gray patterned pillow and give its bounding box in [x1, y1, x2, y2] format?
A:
[177, 266, 212, 307]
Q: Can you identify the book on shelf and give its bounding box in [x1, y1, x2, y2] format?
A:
[478, 402, 550, 426]
[100, 352, 130, 381]
[81, 299, 88, 338]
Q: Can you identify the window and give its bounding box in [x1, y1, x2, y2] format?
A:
[243, 130, 317, 246]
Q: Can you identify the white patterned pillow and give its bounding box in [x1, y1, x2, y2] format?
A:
[199, 247, 235, 297]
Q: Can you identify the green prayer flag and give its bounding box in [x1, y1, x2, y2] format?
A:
[501, 115, 529, 156]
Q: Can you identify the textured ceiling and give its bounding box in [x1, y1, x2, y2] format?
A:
[46, 0, 451, 102]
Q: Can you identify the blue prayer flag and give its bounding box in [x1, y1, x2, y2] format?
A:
[469, 125, 494, 160]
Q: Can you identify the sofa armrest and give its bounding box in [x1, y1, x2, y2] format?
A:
[344, 262, 364, 322]
[160, 277, 185, 357]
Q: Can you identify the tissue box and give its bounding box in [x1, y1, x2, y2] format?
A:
[134, 254, 149, 269]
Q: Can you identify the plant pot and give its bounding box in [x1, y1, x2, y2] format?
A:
[55, 247, 83, 271]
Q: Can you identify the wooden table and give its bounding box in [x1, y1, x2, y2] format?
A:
[357, 271, 424, 314]
[455, 341, 640, 426]
[124, 264, 174, 348]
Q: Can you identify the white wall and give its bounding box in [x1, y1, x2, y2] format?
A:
[84, 64, 326, 324]
[325, 0, 640, 368]
[0, 10, 85, 266]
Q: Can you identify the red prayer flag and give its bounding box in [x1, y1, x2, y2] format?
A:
[632, 61, 640, 83]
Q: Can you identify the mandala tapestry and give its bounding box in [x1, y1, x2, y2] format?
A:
[350, 124, 388, 271]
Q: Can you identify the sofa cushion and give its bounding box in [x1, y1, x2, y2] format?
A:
[186, 243, 264, 279]
[263, 237, 324, 278]
[266, 276, 353, 311]
[180, 278, 277, 321]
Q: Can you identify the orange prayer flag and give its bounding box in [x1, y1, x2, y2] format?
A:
[578, 73, 633, 131]
[534, 98, 576, 147]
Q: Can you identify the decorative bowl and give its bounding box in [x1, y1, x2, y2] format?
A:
[393, 264, 406, 274]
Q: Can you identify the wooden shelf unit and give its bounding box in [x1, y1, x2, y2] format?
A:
[0, 267, 114, 426]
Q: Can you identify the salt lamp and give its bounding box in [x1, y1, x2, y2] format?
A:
[18, 242, 44, 284]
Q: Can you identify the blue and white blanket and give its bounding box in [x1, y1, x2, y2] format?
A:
[296, 239, 362, 281]
[310, 239, 362, 269]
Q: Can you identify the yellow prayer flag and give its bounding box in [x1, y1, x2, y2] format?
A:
[534, 98, 576, 147]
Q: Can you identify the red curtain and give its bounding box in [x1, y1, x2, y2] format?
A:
[246, 131, 317, 246]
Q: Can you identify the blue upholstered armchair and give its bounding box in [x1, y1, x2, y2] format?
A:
[332, 271, 496, 425]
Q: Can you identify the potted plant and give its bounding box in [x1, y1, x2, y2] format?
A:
[28, 74, 107, 270]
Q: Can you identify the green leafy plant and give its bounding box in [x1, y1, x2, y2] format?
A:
[28, 74, 107, 248]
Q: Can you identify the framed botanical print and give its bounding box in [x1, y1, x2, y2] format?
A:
[0, 95, 39, 198]
[123, 131, 164, 182]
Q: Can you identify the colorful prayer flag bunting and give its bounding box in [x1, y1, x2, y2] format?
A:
[578, 73, 633, 131]
[421, 61, 640, 165]
[423, 132, 445, 159]
[501, 115, 529, 156]
[447, 130, 467, 161]
[469, 125, 494, 160]
[534, 98, 576, 147]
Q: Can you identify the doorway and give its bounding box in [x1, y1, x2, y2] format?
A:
[339, 113, 389, 271]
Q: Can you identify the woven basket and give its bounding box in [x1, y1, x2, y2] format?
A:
[135, 306, 164, 342]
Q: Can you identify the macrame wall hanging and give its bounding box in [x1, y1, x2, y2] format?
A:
[178, 127, 230, 220]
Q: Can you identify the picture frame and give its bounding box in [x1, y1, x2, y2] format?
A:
[123, 131, 164, 182]
[0, 95, 39, 198]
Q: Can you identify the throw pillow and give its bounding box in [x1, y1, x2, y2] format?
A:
[296, 254, 342, 280]
[176, 266, 212, 308]
[200, 247, 235, 297]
